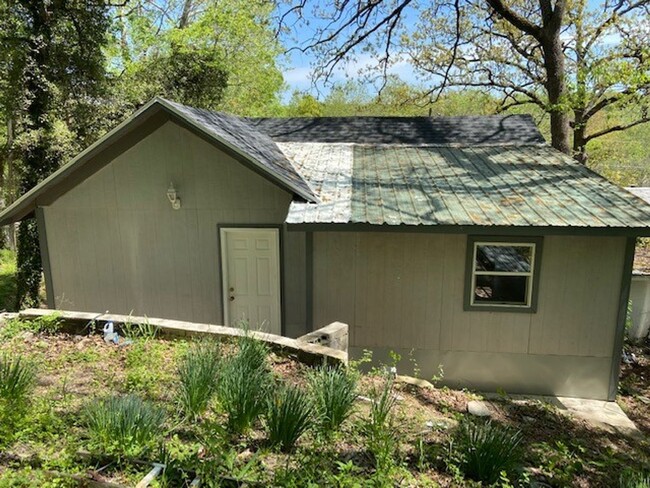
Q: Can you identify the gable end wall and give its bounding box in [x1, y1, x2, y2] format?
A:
[42, 121, 307, 336]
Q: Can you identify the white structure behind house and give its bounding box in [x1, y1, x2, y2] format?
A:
[626, 187, 650, 341]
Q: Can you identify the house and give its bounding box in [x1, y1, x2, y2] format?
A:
[625, 187, 650, 342]
[2, 98, 650, 400]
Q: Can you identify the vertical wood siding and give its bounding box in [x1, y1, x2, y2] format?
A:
[44, 121, 307, 335]
[313, 231, 627, 398]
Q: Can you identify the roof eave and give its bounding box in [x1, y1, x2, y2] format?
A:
[0, 98, 318, 226]
[285, 222, 650, 237]
[0, 98, 166, 226]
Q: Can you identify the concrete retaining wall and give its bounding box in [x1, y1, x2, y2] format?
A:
[19, 309, 348, 366]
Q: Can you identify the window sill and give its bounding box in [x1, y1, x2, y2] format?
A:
[463, 304, 537, 313]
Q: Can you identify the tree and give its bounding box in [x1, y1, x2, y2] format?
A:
[278, 0, 650, 162]
[0, 1, 110, 307]
[109, 0, 284, 115]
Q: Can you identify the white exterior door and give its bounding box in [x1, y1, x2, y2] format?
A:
[220, 228, 281, 335]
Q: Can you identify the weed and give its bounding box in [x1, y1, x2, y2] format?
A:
[266, 383, 313, 452]
[620, 469, 650, 488]
[124, 341, 168, 397]
[450, 418, 523, 485]
[308, 365, 357, 435]
[176, 340, 221, 419]
[83, 394, 165, 459]
[120, 318, 159, 341]
[534, 440, 586, 486]
[0, 314, 61, 339]
[361, 373, 399, 474]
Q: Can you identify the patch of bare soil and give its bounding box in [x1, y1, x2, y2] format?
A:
[619, 340, 650, 436]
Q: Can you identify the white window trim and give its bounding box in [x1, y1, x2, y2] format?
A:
[470, 241, 537, 308]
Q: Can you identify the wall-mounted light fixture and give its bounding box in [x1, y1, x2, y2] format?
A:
[166, 183, 181, 210]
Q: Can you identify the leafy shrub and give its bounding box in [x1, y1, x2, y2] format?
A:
[309, 365, 357, 435]
[621, 470, 650, 488]
[451, 418, 523, 485]
[177, 340, 221, 419]
[0, 354, 36, 406]
[362, 375, 398, 473]
[83, 395, 165, 459]
[266, 384, 313, 452]
[216, 334, 271, 434]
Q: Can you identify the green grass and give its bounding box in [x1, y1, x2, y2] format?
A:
[0, 249, 17, 312]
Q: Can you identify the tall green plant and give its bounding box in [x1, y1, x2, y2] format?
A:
[266, 384, 313, 452]
[451, 418, 523, 485]
[361, 375, 398, 473]
[0, 353, 36, 442]
[83, 395, 165, 459]
[309, 365, 357, 434]
[177, 341, 221, 419]
[621, 470, 650, 488]
[216, 334, 271, 434]
[0, 354, 36, 406]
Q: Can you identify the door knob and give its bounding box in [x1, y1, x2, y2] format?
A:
[229, 296, 235, 301]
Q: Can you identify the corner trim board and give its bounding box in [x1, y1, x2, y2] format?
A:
[608, 236, 636, 400]
[35, 207, 55, 309]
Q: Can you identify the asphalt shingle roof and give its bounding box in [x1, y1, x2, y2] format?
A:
[166, 100, 317, 201]
[281, 143, 650, 228]
[249, 114, 545, 145]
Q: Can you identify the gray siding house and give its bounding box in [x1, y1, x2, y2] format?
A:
[2, 98, 650, 400]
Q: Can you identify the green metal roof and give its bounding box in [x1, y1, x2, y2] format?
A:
[282, 143, 650, 229]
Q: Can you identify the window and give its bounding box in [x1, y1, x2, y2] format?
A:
[465, 237, 542, 312]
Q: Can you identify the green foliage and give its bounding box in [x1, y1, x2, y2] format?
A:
[83, 394, 165, 459]
[0, 354, 36, 444]
[108, 0, 283, 115]
[450, 418, 523, 485]
[0, 249, 17, 312]
[216, 334, 271, 434]
[535, 440, 587, 486]
[361, 374, 399, 474]
[120, 319, 159, 341]
[0, 353, 36, 405]
[308, 365, 357, 435]
[176, 340, 221, 419]
[124, 341, 168, 397]
[266, 383, 313, 452]
[0, 315, 61, 340]
[620, 469, 650, 488]
[2, 1, 111, 308]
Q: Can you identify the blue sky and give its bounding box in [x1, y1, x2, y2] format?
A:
[276, 3, 422, 99]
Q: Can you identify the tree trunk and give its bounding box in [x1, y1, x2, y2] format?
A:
[541, 35, 571, 155]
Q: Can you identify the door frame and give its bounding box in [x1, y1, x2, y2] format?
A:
[217, 224, 284, 334]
